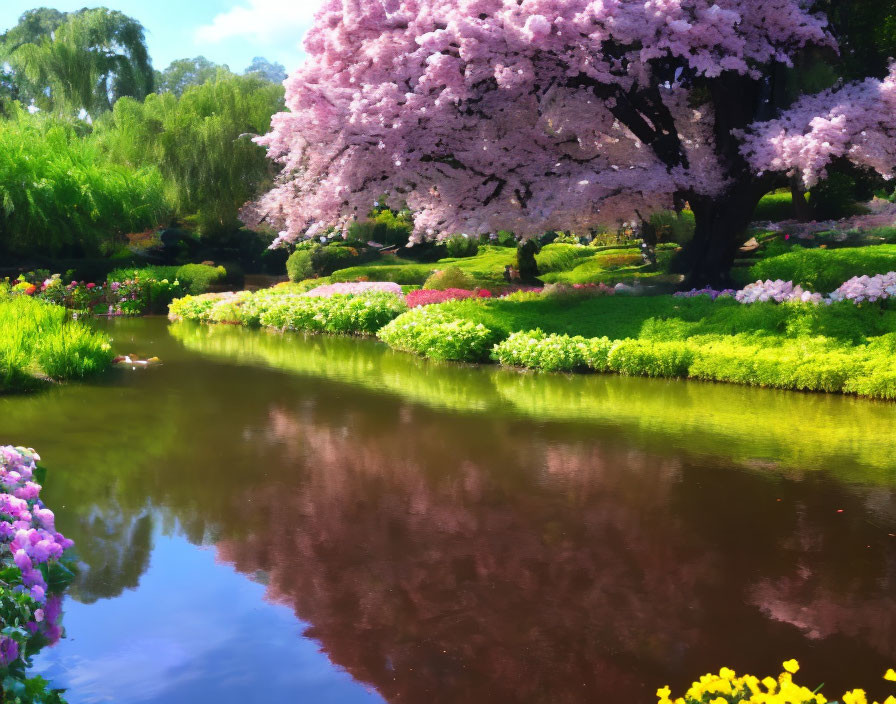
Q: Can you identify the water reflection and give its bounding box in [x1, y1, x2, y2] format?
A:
[0, 318, 893, 702]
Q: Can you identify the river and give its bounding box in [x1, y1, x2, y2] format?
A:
[1, 317, 894, 703]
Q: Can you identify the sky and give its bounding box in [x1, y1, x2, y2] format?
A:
[0, 0, 323, 75]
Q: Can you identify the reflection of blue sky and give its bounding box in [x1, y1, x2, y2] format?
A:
[33, 532, 384, 704]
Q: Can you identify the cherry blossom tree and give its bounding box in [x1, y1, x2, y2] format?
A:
[246, 0, 896, 285]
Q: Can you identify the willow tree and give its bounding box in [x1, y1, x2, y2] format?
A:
[1, 7, 153, 118]
[247, 0, 896, 286]
[96, 73, 285, 235]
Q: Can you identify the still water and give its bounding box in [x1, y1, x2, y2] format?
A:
[1, 317, 895, 703]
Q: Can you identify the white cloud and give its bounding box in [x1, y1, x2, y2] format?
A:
[196, 0, 321, 47]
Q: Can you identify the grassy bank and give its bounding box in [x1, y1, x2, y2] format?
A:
[168, 279, 896, 400]
[0, 293, 114, 392]
[377, 294, 896, 399]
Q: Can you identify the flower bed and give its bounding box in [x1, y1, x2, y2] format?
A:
[302, 281, 403, 298]
[831, 272, 896, 303]
[735, 279, 823, 304]
[1, 446, 75, 702]
[657, 659, 896, 704]
[406, 288, 492, 308]
[7, 264, 227, 316]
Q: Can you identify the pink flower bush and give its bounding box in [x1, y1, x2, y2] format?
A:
[302, 281, 403, 298]
[406, 288, 492, 307]
[0, 445, 73, 683]
[830, 272, 896, 303]
[735, 280, 823, 305]
[0, 446, 73, 605]
[675, 288, 737, 300]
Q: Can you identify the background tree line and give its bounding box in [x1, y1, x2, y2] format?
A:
[0, 6, 286, 270]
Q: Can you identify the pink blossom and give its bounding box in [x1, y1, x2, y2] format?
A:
[302, 281, 403, 297]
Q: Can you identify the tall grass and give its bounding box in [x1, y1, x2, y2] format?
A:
[0, 292, 114, 392]
[0, 105, 167, 259]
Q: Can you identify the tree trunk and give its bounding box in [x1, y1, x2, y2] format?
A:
[681, 188, 765, 289]
[790, 175, 811, 222]
[516, 239, 540, 284]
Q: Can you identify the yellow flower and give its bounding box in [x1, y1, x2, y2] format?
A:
[783, 659, 800, 674]
[885, 669, 896, 682]
[843, 689, 868, 704]
[656, 686, 671, 699]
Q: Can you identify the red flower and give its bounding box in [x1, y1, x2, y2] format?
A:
[24, 285, 37, 296]
[86, 283, 96, 289]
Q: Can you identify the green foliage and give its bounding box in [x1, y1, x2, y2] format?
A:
[171, 287, 407, 335]
[444, 235, 479, 258]
[536, 243, 592, 273]
[747, 244, 896, 292]
[373, 291, 896, 399]
[423, 265, 476, 291]
[310, 244, 374, 276]
[155, 56, 226, 96]
[649, 209, 696, 244]
[348, 208, 413, 248]
[243, 57, 287, 84]
[809, 171, 864, 220]
[0, 108, 168, 259]
[753, 190, 795, 221]
[174, 264, 227, 294]
[330, 261, 434, 284]
[0, 293, 113, 391]
[286, 249, 315, 282]
[606, 339, 695, 378]
[492, 330, 612, 372]
[95, 73, 284, 235]
[257, 292, 407, 335]
[377, 303, 501, 361]
[1, 7, 153, 117]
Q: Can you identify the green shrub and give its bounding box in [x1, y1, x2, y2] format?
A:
[286, 249, 315, 282]
[310, 243, 377, 276]
[606, 339, 695, 378]
[492, 330, 613, 372]
[168, 293, 228, 322]
[536, 244, 591, 273]
[747, 244, 896, 292]
[377, 304, 501, 361]
[445, 235, 480, 258]
[174, 264, 227, 294]
[423, 265, 476, 291]
[257, 292, 407, 335]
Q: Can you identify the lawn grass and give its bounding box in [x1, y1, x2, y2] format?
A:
[377, 294, 896, 399]
[0, 292, 114, 392]
[329, 243, 676, 288]
[743, 244, 896, 292]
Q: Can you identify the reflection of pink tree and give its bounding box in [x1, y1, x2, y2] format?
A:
[218, 406, 717, 702]
[214, 403, 896, 702]
[749, 500, 896, 657]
